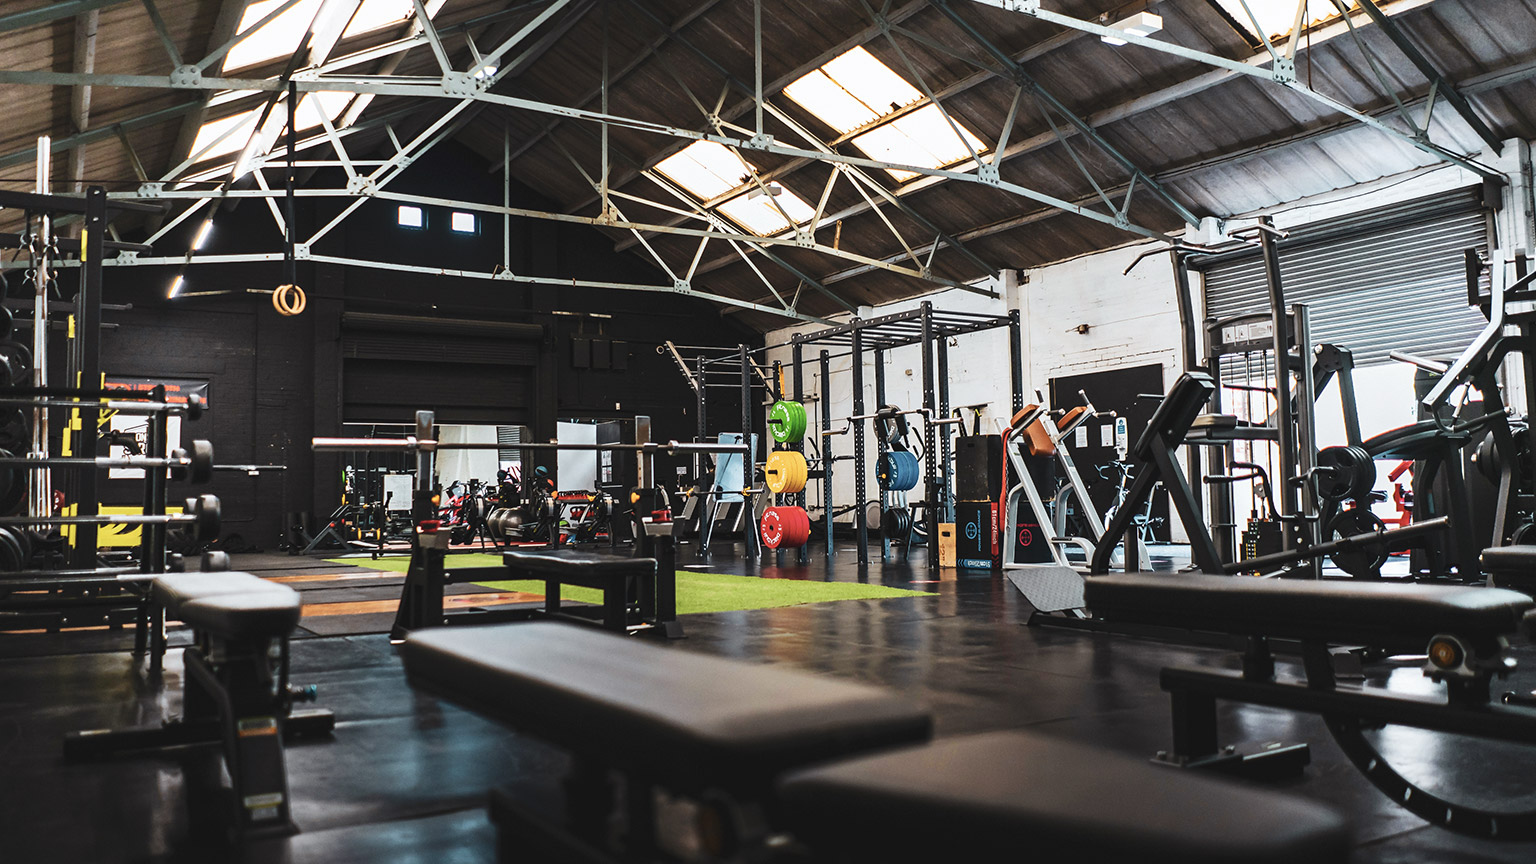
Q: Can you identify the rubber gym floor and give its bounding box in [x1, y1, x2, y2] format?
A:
[3, 548, 1534, 863]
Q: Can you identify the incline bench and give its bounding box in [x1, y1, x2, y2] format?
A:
[64, 572, 333, 840]
[1085, 572, 1536, 840]
[402, 621, 1348, 862]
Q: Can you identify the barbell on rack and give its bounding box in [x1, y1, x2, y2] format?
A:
[312, 437, 749, 455]
[0, 493, 222, 543]
[0, 440, 214, 484]
[0, 392, 205, 419]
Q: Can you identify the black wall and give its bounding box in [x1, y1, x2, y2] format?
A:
[68, 142, 758, 548]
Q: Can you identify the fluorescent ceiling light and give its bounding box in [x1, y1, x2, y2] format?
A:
[654, 141, 754, 200]
[1208, 0, 1353, 43]
[717, 187, 816, 236]
[168, 274, 184, 298]
[782, 46, 923, 135]
[1101, 11, 1162, 46]
[192, 219, 214, 250]
[850, 103, 988, 182]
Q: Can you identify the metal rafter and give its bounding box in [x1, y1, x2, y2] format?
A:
[966, 0, 1501, 180]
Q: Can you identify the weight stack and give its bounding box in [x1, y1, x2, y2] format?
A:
[954, 501, 999, 569]
[954, 435, 1004, 503]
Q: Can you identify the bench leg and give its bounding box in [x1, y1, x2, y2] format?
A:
[603, 583, 625, 632]
[546, 580, 561, 616]
[1170, 689, 1220, 762]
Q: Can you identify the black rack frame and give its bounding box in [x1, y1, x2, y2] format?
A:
[786, 301, 1023, 567]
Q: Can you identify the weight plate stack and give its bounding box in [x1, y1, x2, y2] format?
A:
[760, 506, 811, 549]
[877, 450, 920, 492]
[1325, 508, 1389, 578]
[765, 450, 809, 494]
[1315, 445, 1376, 502]
[769, 400, 808, 444]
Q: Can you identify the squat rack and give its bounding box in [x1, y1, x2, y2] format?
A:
[786, 301, 1023, 567]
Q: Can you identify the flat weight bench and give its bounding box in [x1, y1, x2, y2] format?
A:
[503, 548, 676, 635]
[1482, 545, 1536, 592]
[403, 621, 1349, 862]
[1085, 572, 1536, 840]
[65, 572, 334, 840]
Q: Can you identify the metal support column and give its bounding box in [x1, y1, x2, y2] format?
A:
[874, 347, 889, 559]
[739, 342, 758, 559]
[937, 333, 953, 523]
[30, 137, 52, 521]
[1008, 309, 1024, 414]
[920, 303, 937, 568]
[694, 355, 706, 481]
[793, 340, 808, 564]
[820, 349, 833, 559]
[852, 324, 869, 564]
[1172, 251, 1203, 513]
[1292, 304, 1320, 578]
[1258, 218, 1300, 554]
[70, 186, 105, 566]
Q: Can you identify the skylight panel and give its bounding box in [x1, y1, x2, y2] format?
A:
[717, 187, 817, 236]
[653, 141, 754, 200]
[851, 104, 987, 181]
[223, 0, 324, 72]
[782, 46, 923, 136]
[1208, 1, 1355, 44]
[343, 0, 415, 38]
[190, 110, 261, 161]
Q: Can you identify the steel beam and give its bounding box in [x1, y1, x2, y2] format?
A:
[0, 0, 131, 34]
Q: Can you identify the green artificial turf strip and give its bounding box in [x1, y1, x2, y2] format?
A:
[327, 553, 934, 614]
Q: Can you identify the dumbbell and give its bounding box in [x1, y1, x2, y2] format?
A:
[0, 493, 222, 543]
[0, 439, 214, 484]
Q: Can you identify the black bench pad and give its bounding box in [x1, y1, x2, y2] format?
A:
[1481, 546, 1536, 589]
[502, 549, 654, 582]
[152, 572, 301, 639]
[1085, 572, 1533, 649]
[401, 622, 931, 790]
[777, 731, 1348, 864]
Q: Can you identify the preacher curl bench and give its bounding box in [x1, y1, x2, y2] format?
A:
[64, 572, 334, 840]
[403, 621, 1348, 862]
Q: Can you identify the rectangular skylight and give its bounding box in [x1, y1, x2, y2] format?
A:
[654, 141, 754, 200]
[717, 186, 817, 236]
[224, 0, 324, 72]
[342, 0, 415, 38]
[783, 46, 987, 182]
[851, 104, 988, 181]
[782, 46, 923, 136]
[1208, 1, 1355, 43]
[398, 205, 424, 228]
[190, 110, 262, 161]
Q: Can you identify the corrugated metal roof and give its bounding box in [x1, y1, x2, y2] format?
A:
[3, 1, 1534, 330]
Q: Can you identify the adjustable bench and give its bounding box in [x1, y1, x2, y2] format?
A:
[402, 621, 1349, 862]
[65, 572, 333, 840]
[1084, 572, 1536, 840]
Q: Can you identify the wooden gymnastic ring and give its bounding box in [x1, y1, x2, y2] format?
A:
[273, 283, 307, 316]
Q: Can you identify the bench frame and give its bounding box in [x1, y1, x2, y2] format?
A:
[391, 524, 682, 641]
[64, 581, 334, 841]
[1162, 632, 1536, 840]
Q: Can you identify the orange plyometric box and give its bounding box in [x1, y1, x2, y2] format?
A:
[938, 522, 957, 567]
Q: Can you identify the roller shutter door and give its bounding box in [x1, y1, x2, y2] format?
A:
[1199, 189, 1491, 368]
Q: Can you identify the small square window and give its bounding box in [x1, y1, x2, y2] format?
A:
[397, 205, 424, 228]
[451, 211, 478, 234]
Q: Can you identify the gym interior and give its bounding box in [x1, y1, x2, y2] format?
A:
[4, 1, 1536, 861]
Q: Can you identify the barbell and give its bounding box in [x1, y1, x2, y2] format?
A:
[0, 393, 205, 419]
[0, 493, 221, 543]
[313, 437, 749, 455]
[0, 440, 213, 484]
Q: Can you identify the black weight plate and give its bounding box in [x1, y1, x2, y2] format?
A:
[0, 449, 24, 517]
[0, 527, 24, 572]
[0, 408, 26, 451]
[1326, 508, 1388, 578]
[0, 304, 11, 340]
[0, 341, 32, 387]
